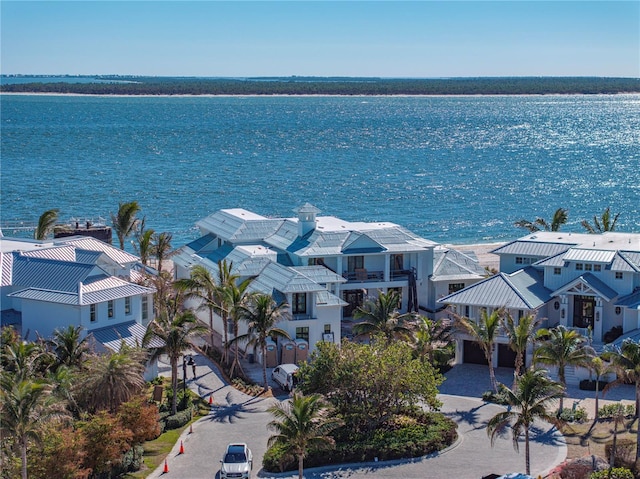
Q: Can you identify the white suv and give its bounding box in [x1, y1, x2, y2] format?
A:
[220, 443, 253, 479]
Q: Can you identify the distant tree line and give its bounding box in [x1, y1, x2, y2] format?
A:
[2, 76, 639, 96]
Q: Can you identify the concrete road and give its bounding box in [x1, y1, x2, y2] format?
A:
[146, 353, 567, 479]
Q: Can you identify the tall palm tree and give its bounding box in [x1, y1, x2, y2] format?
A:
[534, 325, 594, 412]
[76, 345, 146, 413]
[454, 308, 503, 392]
[144, 308, 208, 414]
[267, 392, 342, 479]
[34, 208, 59, 240]
[514, 207, 568, 233]
[353, 289, 416, 343]
[501, 313, 542, 379]
[225, 278, 253, 378]
[0, 374, 69, 479]
[111, 200, 140, 250]
[587, 356, 614, 420]
[215, 260, 240, 365]
[176, 264, 220, 352]
[48, 325, 90, 370]
[486, 368, 564, 476]
[602, 339, 640, 462]
[581, 206, 621, 234]
[235, 294, 291, 389]
[152, 231, 174, 273]
[133, 217, 154, 267]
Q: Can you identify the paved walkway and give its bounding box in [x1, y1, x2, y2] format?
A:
[144, 352, 636, 479]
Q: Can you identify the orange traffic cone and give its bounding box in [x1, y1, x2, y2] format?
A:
[179, 440, 184, 455]
[163, 459, 169, 473]
[208, 395, 213, 405]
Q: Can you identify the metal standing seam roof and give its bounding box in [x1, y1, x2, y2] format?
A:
[563, 248, 617, 264]
[315, 290, 348, 307]
[287, 230, 350, 256]
[291, 266, 347, 284]
[491, 240, 575, 257]
[57, 237, 139, 265]
[1, 251, 13, 287]
[90, 321, 163, 351]
[431, 248, 486, 281]
[534, 251, 567, 267]
[264, 220, 303, 251]
[551, 273, 619, 302]
[620, 251, 640, 271]
[185, 233, 218, 254]
[9, 280, 153, 305]
[253, 262, 326, 294]
[19, 245, 77, 262]
[11, 254, 102, 292]
[617, 289, 640, 309]
[438, 267, 551, 309]
[612, 252, 640, 273]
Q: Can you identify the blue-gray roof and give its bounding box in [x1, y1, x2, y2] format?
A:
[11, 253, 102, 292]
[431, 247, 486, 281]
[491, 240, 574, 257]
[438, 267, 551, 310]
[617, 289, 640, 309]
[91, 321, 162, 351]
[291, 266, 347, 285]
[551, 272, 619, 302]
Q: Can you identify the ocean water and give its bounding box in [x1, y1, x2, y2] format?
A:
[1, 93, 639, 248]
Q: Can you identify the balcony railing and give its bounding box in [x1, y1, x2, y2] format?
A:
[342, 269, 384, 282]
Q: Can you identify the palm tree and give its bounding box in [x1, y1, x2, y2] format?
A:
[34, 208, 59, 240]
[0, 374, 69, 479]
[602, 339, 640, 462]
[267, 392, 342, 479]
[215, 260, 240, 365]
[48, 325, 90, 370]
[413, 316, 454, 368]
[352, 289, 416, 343]
[534, 325, 594, 412]
[175, 264, 220, 353]
[454, 308, 503, 392]
[152, 231, 174, 273]
[514, 207, 568, 233]
[486, 368, 564, 475]
[77, 345, 147, 413]
[133, 217, 154, 267]
[234, 294, 291, 390]
[581, 206, 621, 234]
[111, 200, 141, 250]
[225, 278, 253, 378]
[587, 356, 614, 420]
[501, 312, 542, 380]
[144, 308, 208, 414]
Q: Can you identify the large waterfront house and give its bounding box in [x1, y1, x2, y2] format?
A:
[173, 204, 487, 365]
[438, 231, 640, 384]
[0, 234, 156, 370]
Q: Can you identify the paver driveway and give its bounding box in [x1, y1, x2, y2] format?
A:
[146, 353, 565, 479]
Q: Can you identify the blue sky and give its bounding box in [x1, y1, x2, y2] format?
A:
[1, 1, 638, 77]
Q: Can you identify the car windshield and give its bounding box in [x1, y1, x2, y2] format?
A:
[224, 453, 247, 463]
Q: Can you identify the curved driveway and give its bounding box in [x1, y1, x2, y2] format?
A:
[147, 354, 565, 479]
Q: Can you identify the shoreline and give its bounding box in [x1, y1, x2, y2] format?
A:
[3, 92, 640, 99]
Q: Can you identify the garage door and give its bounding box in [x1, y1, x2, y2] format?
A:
[497, 343, 517, 368]
[463, 340, 486, 365]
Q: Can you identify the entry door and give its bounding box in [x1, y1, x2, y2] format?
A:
[573, 295, 595, 329]
[343, 290, 364, 317]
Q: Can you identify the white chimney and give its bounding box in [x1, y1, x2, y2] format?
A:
[78, 282, 83, 305]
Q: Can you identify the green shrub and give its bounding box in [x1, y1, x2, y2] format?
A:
[262, 411, 457, 473]
[559, 406, 588, 423]
[598, 403, 635, 419]
[482, 385, 510, 405]
[163, 409, 192, 431]
[590, 468, 633, 479]
[605, 439, 636, 470]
